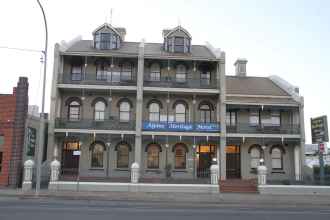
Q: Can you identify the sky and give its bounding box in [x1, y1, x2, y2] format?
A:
[0, 0, 329, 144]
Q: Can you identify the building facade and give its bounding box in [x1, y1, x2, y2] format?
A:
[47, 23, 305, 183]
[0, 77, 29, 187]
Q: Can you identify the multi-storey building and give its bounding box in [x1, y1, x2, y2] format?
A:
[47, 23, 305, 183]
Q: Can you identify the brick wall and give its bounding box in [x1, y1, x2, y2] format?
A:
[0, 94, 16, 186]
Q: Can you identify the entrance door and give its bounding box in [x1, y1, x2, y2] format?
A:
[62, 141, 80, 176]
[197, 145, 216, 178]
[226, 145, 241, 178]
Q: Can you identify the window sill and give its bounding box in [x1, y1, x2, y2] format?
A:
[89, 168, 105, 171]
[172, 169, 188, 173]
[115, 168, 129, 172]
[145, 169, 162, 174]
[271, 170, 285, 174]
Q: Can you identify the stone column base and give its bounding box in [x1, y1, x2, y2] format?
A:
[22, 181, 32, 191]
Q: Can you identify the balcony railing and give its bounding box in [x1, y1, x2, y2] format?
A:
[55, 118, 135, 131]
[142, 121, 220, 132]
[226, 123, 300, 134]
[58, 73, 137, 86]
[144, 76, 218, 89]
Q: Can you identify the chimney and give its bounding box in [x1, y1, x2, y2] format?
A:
[234, 58, 248, 77]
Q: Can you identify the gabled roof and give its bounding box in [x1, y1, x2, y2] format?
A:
[163, 26, 192, 39]
[92, 23, 125, 39]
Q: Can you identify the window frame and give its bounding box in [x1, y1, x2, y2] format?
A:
[121, 63, 132, 81]
[249, 146, 261, 170]
[226, 111, 237, 126]
[271, 147, 283, 170]
[174, 37, 185, 53]
[150, 63, 161, 81]
[175, 64, 187, 83]
[175, 103, 187, 123]
[149, 102, 160, 122]
[94, 101, 106, 121]
[71, 65, 82, 81]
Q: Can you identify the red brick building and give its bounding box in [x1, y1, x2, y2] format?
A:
[0, 77, 28, 187]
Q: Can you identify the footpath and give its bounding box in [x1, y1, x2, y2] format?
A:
[1, 188, 330, 207]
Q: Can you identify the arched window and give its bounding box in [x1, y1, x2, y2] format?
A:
[175, 103, 186, 122]
[116, 143, 130, 168]
[149, 102, 160, 122]
[91, 142, 105, 168]
[150, 63, 161, 81]
[68, 101, 81, 121]
[176, 64, 186, 83]
[119, 101, 130, 122]
[94, 101, 106, 121]
[121, 63, 132, 81]
[271, 146, 284, 170]
[199, 104, 212, 123]
[174, 144, 187, 169]
[147, 144, 161, 169]
[249, 145, 261, 169]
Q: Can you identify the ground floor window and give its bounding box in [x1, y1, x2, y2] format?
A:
[147, 144, 161, 169]
[174, 144, 187, 169]
[117, 143, 130, 168]
[91, 142, 105, 168]
[271, 146, 284, 170]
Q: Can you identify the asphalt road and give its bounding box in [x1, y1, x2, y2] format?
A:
[0, 197, 330, 220]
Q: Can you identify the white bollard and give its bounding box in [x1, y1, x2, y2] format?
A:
[22, 160, 34, 191]
[48, 159, 61, 190]
[257, 165, 267, 185]
[210, 164, 219, 185]
[131, 162, 140, 183]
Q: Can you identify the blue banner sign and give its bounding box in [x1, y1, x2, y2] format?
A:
[142, 121, 220, 132]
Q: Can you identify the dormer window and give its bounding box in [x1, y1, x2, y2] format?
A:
[163, 26, 191, 53]
[94, 32, 119, 50]
[93, 23, 125, 50]
[174, 37, 184, 53]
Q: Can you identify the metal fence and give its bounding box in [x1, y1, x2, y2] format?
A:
[144, 76, 218, 89]
[55, 118, 136, 130]
[227, 123, 300, 134]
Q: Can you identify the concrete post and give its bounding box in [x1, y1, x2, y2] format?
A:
[131, 162, 140, 183]
[294, 145, 301, 181]
[22, 160, 34, 191]
[48, 159, 61, 191]
[210, 163, 219, 185]
[257, 165, 267, 185]
[134, 40, 145, 167]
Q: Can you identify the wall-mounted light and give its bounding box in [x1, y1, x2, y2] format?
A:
[121, 134, 124, 140]
[165, 143, 169, 148]
[167, 60, 170, 71]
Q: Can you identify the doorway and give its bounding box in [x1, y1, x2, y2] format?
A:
[62, 141, 80, 176]
[226, 145, 241, 178]
[196, 145, 216, 178]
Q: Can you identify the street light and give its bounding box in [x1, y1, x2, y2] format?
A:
[35, 0, 48, 196]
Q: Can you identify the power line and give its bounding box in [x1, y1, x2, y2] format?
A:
[0, 46, 42, 53]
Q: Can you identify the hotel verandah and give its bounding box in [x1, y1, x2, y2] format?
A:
[46, 23, 305, 187]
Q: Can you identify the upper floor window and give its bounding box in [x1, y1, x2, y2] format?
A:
[175, 103, 187, 123]
[176, 65, 187, 83]
[226, 111, 237, 126]
[119, 101, 130, 122]
[150, 63, 161, 81]
[71, 65, 82, 81]
[94, 32, 118, 50]
[149, 102, 160, 122]
[200, 71, 210, 85]
[121, 63, 132, 81]
[96, 63, 110, 81]
[94, 101, 106, 121]
[249, 110, 259, 126]
[199, 104, 212, 123]
[174, 37, 184, 53]
[68, 101, 81, 121]
[261, 110, 281, 126]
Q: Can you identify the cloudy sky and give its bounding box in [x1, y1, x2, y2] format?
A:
[0, 0, 329, 143]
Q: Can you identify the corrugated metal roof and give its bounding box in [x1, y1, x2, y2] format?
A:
[64, 40, 216, 59]
[226, 76, 290, 96]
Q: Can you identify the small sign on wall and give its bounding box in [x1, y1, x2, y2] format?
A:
[73, 150, 81, 156]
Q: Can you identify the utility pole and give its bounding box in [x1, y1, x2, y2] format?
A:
[35, 0, 48, 196]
